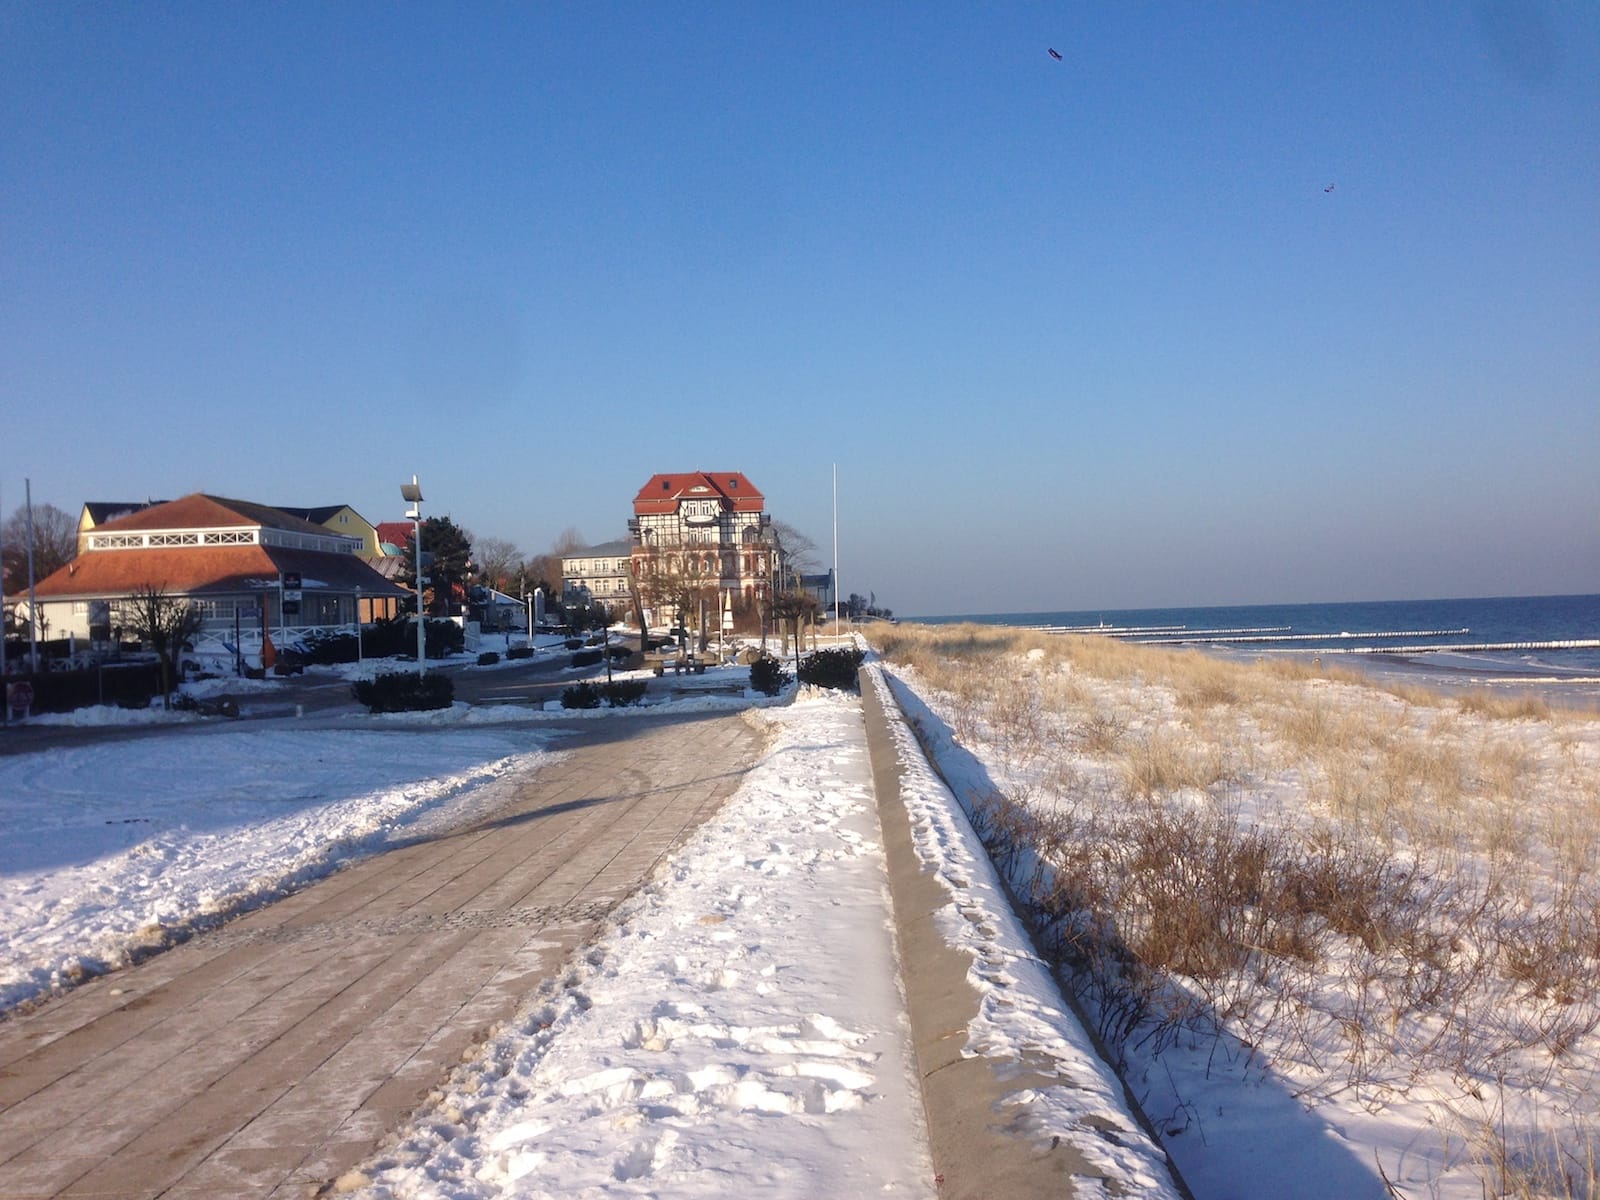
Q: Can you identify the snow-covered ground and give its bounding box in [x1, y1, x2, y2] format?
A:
[0, 649, 1185, 1198]
[872, 640, 1600, 1200]
[12, 625, 1596, 1198]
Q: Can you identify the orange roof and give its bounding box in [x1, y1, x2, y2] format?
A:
[36, 493, 410, 602]
[96, 494, 332, 537]
[35, 544, 407, 600]
[632, 472, 764, 516]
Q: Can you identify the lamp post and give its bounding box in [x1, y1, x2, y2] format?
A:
[401, 475, 426, 677]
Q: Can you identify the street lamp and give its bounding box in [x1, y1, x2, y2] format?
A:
[401, 475, 426, 677]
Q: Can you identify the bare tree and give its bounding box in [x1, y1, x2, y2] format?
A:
[637, 558, 719, 638]
[770, 520, 819, 590]
[473, 536, 522, 593]
[552, 527, 587, 556]
[770, 590, 821, 670]
[121, 585, 203, 708]
[1, 502, 76, 594]
[520, 553, 562, 599]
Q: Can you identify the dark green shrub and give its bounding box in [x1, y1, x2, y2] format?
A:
[351, 671, 455, 713]
[564, 638, 584, 650]
[424, 619, 465, 659]
[561, 681, 602, 709]
[571, 649, 602, 668]
[361, 615, 412, 658]
[507, 645, 534, 660]
[603, 679, 648, 706]
[561, 679, 649, 708]
[300, 630, 359, 665]
[607, 644, 631, 661]
[749, 655, 790, 697]
[361, 617, 464, 661]
[799, 646, 867, 691]
[21, 662, 164, 714]
[477, 651, 500, 666]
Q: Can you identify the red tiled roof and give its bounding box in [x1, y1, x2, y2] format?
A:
[632, 472, 765, 516]
[35, 545, 407, 600]
[96, 494, 334, 538]
[37, 492, 407, 601]
[375, 522, 416, 549]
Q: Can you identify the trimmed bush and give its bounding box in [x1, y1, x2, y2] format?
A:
[561, 679, 649, 709]
[603, 679, 648, 706]
[564, 638, 584, 650]
[749, 655, 790, 697]
[561, 681, 602, 709]
[607, 643, 631, 661]
[297, 630, 357, 665]
[362, 617, 464, 661]
[799, 646, 867, 691]
[477, 651, 500, 666]
[16, 662, 164, 714]
[351, 671, 455, 713]
[571, 649, 602, 668]
[507, 645, 534, 660]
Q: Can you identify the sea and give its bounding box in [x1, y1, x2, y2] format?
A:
[912, 594, 1600, 707]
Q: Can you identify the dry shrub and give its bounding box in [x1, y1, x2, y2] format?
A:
[1121, 729, 1230, 798]
[1458, 690, 1554, 722]
[869, 621, 1600, 1117]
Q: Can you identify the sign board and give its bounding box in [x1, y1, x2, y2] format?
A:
[239, 604, 261, 618]
[281, 600, 301, 615]
[282, 572, 302, 589]
[282, 589, 303, 603]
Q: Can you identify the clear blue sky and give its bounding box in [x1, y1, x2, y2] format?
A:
[3, 3, 1596, 617]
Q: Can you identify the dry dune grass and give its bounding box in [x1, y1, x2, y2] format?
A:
[867, 622, 1600, 1198]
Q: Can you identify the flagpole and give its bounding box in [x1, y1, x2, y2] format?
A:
[831, 463, 840, 639]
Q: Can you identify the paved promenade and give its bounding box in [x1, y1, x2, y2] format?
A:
[0, 710, 761, 1199]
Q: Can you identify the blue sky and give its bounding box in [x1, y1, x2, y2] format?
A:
[3, 3, 1596, 617]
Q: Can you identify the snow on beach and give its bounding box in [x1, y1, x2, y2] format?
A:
[870, 630, 1600, 1200]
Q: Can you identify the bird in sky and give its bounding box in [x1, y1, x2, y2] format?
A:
[1324, 183, 1336, 193]
[1048, 47, 1063, 61]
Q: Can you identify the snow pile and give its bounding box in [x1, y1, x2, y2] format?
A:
[0, 726, 557, 1012]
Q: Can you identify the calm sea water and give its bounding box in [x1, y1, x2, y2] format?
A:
[913, 594, 1600, 688]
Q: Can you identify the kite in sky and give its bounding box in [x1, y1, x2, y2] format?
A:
[1048, 47, 1063, 60]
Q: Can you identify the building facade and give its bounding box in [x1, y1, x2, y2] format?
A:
[627, 472, 778, 620]
[33, 494, 407, 649]
[560, 539, 635, 608]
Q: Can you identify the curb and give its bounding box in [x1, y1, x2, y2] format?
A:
[860, 666, 1192, 1200]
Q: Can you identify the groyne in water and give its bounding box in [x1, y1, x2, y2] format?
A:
[1256, 638, 1600, 656]
[1137, 628, 1471, 646]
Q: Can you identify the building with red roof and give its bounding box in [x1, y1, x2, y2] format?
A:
[601, 471, 779, 624]
[31, 494, 409, 653]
